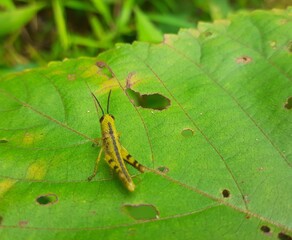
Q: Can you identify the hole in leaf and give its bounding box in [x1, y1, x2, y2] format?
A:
[126, 88, 171, 110]
[122, 204, 159, 221]
[278, 232, 292, 240]
[0, 139, 8, 143]
[260, 225, 271, 233]
[36, 193, 58, 205]
[222, 189, 230, 198]
[284, 97, 292, 110]
[236, 56, 252, 64]
[181, 128, 194, 137]
[157, 166, 169, 173]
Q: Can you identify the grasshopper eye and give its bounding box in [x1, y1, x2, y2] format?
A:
[109, 114, 115, 120]
[99, 116, 105, 122]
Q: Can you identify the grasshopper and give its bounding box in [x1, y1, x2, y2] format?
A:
[88, 90, 145, 191]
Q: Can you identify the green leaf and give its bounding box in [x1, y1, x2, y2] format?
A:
[0, 3, 44, 36]
[0, 8, 292, 240]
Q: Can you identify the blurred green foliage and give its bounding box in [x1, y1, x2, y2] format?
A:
[0, 0, 289, 70]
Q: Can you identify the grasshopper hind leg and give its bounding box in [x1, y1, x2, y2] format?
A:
[121, 147, 146, 173]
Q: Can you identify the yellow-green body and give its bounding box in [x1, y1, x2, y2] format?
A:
[88, 114, 145, 192]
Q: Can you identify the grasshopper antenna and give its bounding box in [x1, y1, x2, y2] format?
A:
[85, 80, 105, 116]
[106, 90, 112, 114]
[91, 92, 105, 116]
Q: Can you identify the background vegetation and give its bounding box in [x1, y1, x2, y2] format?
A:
[0, 0, 290, 72]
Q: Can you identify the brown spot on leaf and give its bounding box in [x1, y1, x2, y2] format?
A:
[157, 166, 169, 173]
[257, 167, 265, 171]
[96, 61, 106, 68]
[203, 31, 213, 37]
[67, 74, 76, 81]
[278, 19, 288, 25]
[236, 56, 252, 64]
[95, 61, 113, 78]
[126, 72, 137, 88]
[243, 195, 250, 204]
[90, 210, 97, 215]
[19, 220, 29, 227]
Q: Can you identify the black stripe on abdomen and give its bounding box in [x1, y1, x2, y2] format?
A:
[107, 122, 131, 181]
